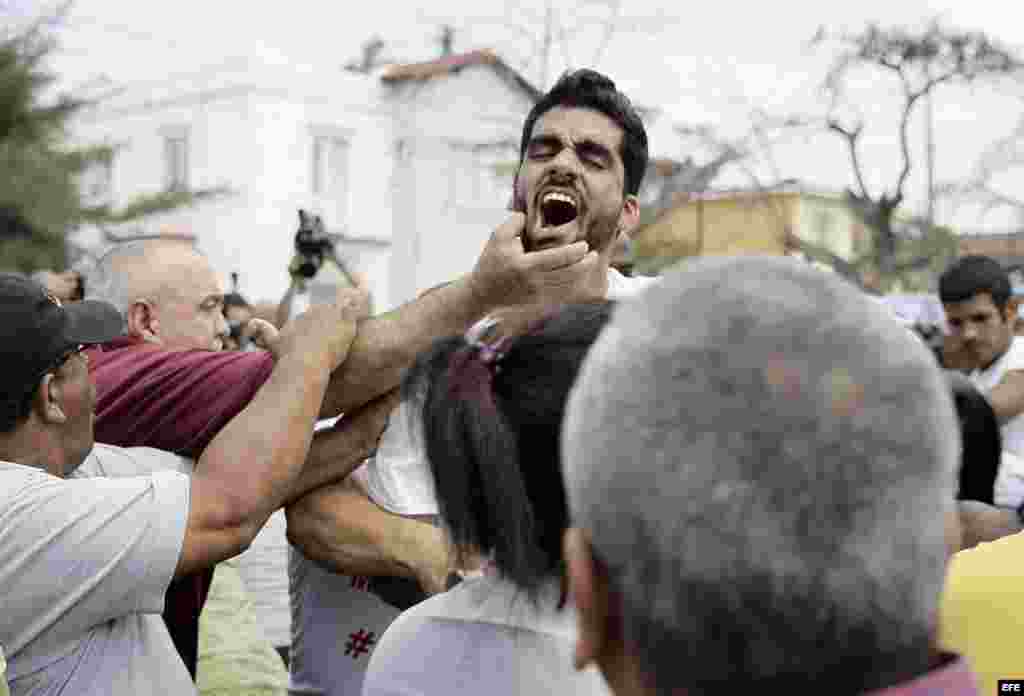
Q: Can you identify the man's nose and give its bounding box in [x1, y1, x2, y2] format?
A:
[215, 312, 229, 338]
[549, 148, 582, 176]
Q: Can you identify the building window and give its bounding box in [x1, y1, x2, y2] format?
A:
[311, 134, 349, 219]
[80, 158, 113, 206]
[164, 132, 189, 191]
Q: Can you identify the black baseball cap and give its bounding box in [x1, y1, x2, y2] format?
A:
[0, 273, 124, 400]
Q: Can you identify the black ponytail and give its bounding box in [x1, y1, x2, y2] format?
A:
[402, 301, 614, 597]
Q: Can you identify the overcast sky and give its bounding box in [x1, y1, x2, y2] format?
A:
[19, 0, 1024, 231]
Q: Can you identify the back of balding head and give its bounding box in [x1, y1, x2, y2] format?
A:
[562, 256, 960, 689]
[86, 239, 203, 314]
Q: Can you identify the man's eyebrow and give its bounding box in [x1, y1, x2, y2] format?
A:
[527, 134, 562, 149]
[575, 139, 613, 159]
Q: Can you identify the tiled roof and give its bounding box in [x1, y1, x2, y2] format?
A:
[380, 50, 542, 100]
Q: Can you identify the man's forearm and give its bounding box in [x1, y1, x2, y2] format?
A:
[275, 279, 299, 329]
[318, 209, 602, 415]
[285, 479, 447, 583]
[320, 275, 488, 416]
[280, 412, 386, 507]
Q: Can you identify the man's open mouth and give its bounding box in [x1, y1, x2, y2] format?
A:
[539, 191, 579, 228]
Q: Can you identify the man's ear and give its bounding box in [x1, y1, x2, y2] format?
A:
[564, 527, 609, 671]
[35, 374, 67, 425]
[618, 195, 640, 238]
[126, 300, 159, 342]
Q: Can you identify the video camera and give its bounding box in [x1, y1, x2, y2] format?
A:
[292, 209, 335, 279]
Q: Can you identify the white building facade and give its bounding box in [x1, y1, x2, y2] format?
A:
[71, 52, 538, 311]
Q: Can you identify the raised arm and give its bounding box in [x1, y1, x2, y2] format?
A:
[285, 477, 450, 595]
[173, 292, 363, 579]
[282, 390, 399, 505]
[318, 213, 601, 416]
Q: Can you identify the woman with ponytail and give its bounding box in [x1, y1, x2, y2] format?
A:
[362, 301, 615, 696]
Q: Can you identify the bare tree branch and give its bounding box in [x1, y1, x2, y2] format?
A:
[828, 120, 872, 200]
[814, 19, 1023, 289]
[419, 1, 671, 89]
[893, 90, 920, 200]
[939, 112, 1024, 222]
[590, 0, 622, 66]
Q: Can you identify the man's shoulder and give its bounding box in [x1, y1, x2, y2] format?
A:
[91, 342, 274, 398]
[91, 345, 275, 456]
[75, 444, 193, 479]
[0, 460, 55, 501]
[93, 340, 272, 372]
[988, 337, 1024, 382]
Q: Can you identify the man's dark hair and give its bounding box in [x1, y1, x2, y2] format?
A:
[938, 255, 1013, 312]
[0, 379, 37, 434]
[403, 301, 614, 600]
[947, 371, 1000, 504]
[518, 69, 649, 196]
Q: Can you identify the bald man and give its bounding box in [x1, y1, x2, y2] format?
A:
[85, 240, 275, 458]
[83, 241, 385, 684]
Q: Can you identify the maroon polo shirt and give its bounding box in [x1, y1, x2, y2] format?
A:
[88, 337, 275, 678]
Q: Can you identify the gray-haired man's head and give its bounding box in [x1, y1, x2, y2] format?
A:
[86, 239, 228, 352]
[561, 257, 959, 696]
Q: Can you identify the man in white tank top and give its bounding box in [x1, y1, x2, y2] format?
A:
[940, 255, 1024, 507]
[286, 68, 657, 695]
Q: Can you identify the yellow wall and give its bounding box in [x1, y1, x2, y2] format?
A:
[634, 192, 863, 269]
[635, 193, 797, 262]
[791, 196, 863, 262]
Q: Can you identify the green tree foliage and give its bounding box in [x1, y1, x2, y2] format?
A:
[0, 21, 223, 273]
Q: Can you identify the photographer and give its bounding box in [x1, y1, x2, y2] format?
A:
[291, 210, 338, 282]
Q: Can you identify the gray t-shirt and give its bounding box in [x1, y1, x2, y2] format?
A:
[0, 445, 193, 696]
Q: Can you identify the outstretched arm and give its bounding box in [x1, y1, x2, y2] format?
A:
[286, 478, 450, 595]
[319, 213, 601, 415]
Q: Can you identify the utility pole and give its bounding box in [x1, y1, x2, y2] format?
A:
[925, 81, 936, 229]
